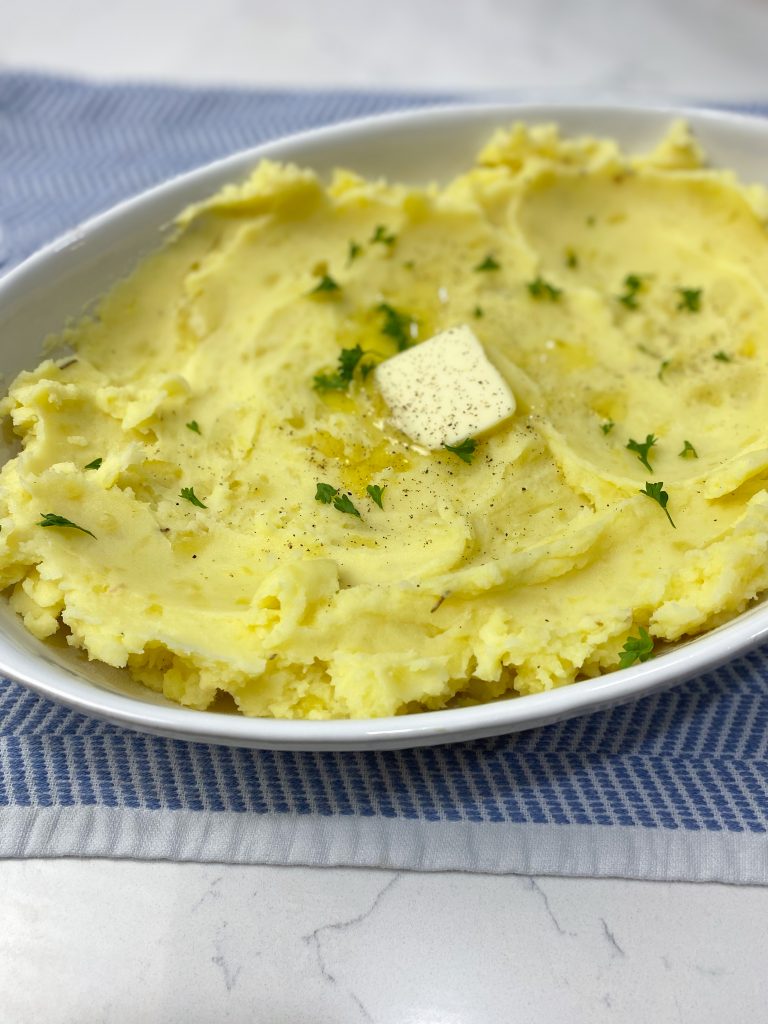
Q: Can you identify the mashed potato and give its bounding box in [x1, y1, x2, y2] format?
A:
[2, 120, 768, 719]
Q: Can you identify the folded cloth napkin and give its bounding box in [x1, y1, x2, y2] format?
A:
[0, 72, 766, 882]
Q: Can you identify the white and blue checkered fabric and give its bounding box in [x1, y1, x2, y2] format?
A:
[0, 73, 766, 880]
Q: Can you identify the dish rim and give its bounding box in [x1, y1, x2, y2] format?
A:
[2, 98, 768, 750]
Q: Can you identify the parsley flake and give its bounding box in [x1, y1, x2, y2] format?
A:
[527, 277, 562, 302]
[473, 305, 484, 319]
[315, 483, 362, 517]
[658, 359, 670, 382]
[618, 273, 643, 310]
[347, 240, 362, 264]
[312, 372, 347, 392]
[313, 345, 366, 392]
[333, 493, 361, 518]
[677, 287, 702, 312]
[679, 440, 698, 459]
[618, 626, 655, 668]
[640, 481, 675, 528]
[315, 483, 338, 504]
[443, 438, 477, 464]
[601, 420, 615, 435]
[180, 487, 207, 509]
[377, 303, 414, 351]
[38, 512, 95, 538]
[310, 274, 341, 295]
[186, 421, 201, 435]
[475, 254, 500, 272]
[714, 350, 732, 363]
[565, 248, 579, 269]
[84, 457, 102, 470]
[370, 225, 396, 247]
[338, 345, 365, 379]
[366, 484, 386, 509]
[626, 434, 657, 472]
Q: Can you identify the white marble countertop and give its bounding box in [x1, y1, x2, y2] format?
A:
[3, 1, 768, 1020]
[2, 860, 767, 1023]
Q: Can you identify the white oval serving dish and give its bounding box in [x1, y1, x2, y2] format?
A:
[2, 101, 768, 750]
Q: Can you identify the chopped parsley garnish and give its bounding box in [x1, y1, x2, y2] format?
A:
[366, 484, 386, 509]
[657, 359, 670, 381]
[180, 487, 207, 509]
[618, 627, 654, 668]
[403, 260, 415, 270]
[313, 345, 367, 392]
[315, 483, 338, 504]
[617, 273, 643, 310]
[370, 225, 396, 247]
[377, 302, 414, 351]
[309, 273, 341, 295]
[475, 254, 500, 272]
[641, 481, 675, 528]
[714, 350, 732, 363]
[677, 287, 702, 312]
[443, 438, 477, 464]
[333, 493, 361, 518]
[601, 420, 615, 435]
[473, 305, 484, 319]
[84, 457, 102, 470]
[679, 440, 698, 459]
[347, 240, 362, 264]
[565, 248, 578, 269]
[38, 512, 95, 538]
[315, 483, 360, 517]
[338, 345, 365, 379]
[527, 277, 562, 302]
[186, 420, 201, 434]
[626, 434, 657, 472]
[312, 371, 347, 392]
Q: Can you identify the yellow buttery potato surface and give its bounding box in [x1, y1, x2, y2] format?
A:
[2, 121, 768, 718]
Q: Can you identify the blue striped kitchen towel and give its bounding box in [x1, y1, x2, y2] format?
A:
[0, 72, 767, 882]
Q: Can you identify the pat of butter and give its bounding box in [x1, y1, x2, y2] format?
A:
[375, 324, 515, 448]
